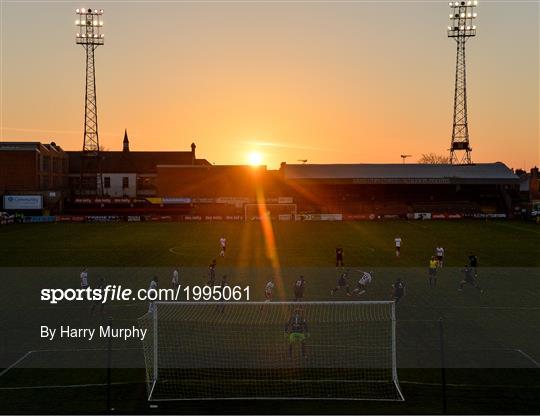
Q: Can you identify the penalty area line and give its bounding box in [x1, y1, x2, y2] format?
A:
[516, 349, 540, 368]
[0, 381, 142, 391]
[0, 347, 144, 379]
[0, 351, 34, 378]
[402, 305, 540, 311]
[400, 380, 540, 389]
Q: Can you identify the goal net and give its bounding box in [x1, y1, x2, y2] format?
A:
[139, 301, 403, 402]
[244, 203, 297, 221]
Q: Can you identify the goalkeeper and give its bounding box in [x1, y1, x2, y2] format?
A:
[331, 270, 351, 296]
[284, 308, 309, 358]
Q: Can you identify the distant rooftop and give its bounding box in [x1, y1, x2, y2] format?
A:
[282, 162, 518, 184]
[0, 141, 65, 153]
[67, 151, 210, 174]
[67, 131, 210, 173]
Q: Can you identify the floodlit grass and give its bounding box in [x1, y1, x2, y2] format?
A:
[0, 220, 538, 414]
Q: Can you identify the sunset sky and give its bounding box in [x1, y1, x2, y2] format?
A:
[1, 1, 538, 169]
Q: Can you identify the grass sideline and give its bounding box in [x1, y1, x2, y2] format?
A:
[0, 220, 539, 414]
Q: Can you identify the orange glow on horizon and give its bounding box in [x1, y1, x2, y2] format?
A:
[1, 2, 537, 170]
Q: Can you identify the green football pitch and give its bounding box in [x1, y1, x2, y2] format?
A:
[0, 220, 538, 414]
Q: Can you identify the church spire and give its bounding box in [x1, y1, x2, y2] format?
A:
[123, 129, 130, 152]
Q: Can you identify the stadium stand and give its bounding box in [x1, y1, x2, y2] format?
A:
[279, 163, 519, 217]
[0, 135, 523, 219]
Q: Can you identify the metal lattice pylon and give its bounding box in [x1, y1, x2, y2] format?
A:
[83, 45, 99, 154]
[447, 1, 477, 165]
[75, 7, 105, 194]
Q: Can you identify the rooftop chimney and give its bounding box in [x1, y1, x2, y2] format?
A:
[191, 142, 196, 163]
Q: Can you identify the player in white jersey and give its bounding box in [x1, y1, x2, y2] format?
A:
[436, 245, 445, 267]
[171, 268, 180, 289]
[148, 276, 159, 313]
[394, 237, 402, 257]
[353, 271, 373, 296]
[219, 237, 227, 257]
[260, 279, 276, 311]
[80, 268, 89, 289]
[264, 279, 275, 301]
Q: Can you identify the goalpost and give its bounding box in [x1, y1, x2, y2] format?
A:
[244, 203, 297, 221]
[139, 301, 404, 402]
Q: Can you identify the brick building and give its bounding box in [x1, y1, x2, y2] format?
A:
[0, 142, 68, 192]
[518, 167, 540, 214]
[0, 142, 68, 212]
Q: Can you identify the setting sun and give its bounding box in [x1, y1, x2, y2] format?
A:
[247, 151, 264, 166]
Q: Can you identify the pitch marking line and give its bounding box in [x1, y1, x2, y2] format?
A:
[401, 380, 540, 389]
[403, 305, 540, 311]
[0, 381, 142, 391]
[490, 222, 540, 235]
[0, 351, 32, 378]
[4, 379, 539, 392]
[516, 349, 540, 368]
[0, 347, 143, 379]
[169, 247, 182, 255]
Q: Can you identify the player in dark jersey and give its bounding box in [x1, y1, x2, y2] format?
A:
[331, 270, 351, 296]
[335, 246, 344, 268]
[392, 278, 405, 304]
[207, 259, 217, 286]
[284, 308, 309, 358]
[294, 276, 306, 301]
[468, 253, 479, 276]
[458, 266, 483, 293]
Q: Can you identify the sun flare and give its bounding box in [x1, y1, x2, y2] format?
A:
[247, 151, 264, 166]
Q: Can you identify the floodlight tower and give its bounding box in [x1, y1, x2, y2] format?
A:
[75, 7, 104, 194]
[447, 0, 477, 165]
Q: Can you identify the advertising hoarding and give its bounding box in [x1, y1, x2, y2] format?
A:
[3, 195, 43, 210]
